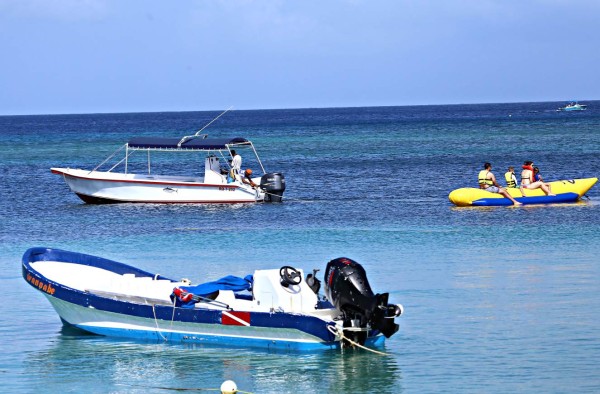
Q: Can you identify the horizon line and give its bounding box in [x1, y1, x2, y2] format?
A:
[1, 99, 596, 117]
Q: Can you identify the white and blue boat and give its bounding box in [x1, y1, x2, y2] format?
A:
[557, 101, 587, 111]
[22, 247, 403, 351]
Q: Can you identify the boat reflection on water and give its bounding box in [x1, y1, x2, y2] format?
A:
[23, 327, 403, 393]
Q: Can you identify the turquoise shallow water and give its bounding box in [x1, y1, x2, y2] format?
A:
[1, 102, 600, 393]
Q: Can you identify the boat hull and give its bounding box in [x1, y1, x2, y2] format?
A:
[51, 168, 264, 204]
[559, 104, 587, 111]
[448, 177, 597, 207]
[22, 247, 386, 351]
[43, 295, 359, 350]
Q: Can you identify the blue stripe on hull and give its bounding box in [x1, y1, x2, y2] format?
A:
[472, 192, 580, 206]
[76, 324, 386, 351]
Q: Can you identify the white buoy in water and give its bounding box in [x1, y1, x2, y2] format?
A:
[221, 380, 238, 394]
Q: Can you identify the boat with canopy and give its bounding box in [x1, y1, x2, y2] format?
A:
[51, 133, 285, 204]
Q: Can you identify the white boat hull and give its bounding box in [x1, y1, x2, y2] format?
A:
[52, 168, 264, 204]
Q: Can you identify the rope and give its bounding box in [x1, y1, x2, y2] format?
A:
[260, 189, 303, 202]
[116, 383, 253, 393]
[327, 325, 388, 356]
[152, 297, 180, 342]
[152, 304, 169, 342]
[169, 297, 177, 333]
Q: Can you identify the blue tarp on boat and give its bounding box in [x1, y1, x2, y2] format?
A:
[174, 274, 253, 308]
[127, 137, 249, 150]
[181, 275, 253, 297]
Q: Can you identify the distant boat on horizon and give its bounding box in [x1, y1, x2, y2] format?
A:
[557, 101, 587, 111]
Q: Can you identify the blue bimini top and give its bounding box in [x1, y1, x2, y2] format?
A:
[127, 137, 249, 151]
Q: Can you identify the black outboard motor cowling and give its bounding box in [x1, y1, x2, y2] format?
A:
[324, 258, 401, 343]
[260, 173, 285, 202]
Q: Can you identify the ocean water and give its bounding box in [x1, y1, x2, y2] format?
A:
[1, 101, 600, 393]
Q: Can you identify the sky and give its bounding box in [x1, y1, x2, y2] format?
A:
[0, 0, 599, 115]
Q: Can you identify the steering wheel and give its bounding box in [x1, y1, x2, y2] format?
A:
[279, 266, 302, 287]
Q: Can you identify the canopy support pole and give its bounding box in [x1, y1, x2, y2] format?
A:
[89, 144, 126, 174]
[249, 142, 266, 174]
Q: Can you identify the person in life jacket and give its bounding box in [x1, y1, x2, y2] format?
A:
[479, 162, 522, 205]
[520, 161, 554, 197]
[504, 166, 518, 188]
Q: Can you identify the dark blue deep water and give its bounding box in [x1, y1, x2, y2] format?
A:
[2, 102, 600, 393]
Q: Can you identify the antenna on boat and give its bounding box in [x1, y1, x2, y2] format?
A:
[194, 106, 234, 136]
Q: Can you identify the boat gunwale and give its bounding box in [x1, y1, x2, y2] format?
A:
[51, 168, 241, 189]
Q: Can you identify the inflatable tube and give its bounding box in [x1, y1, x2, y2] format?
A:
[448, 177, 597, 207]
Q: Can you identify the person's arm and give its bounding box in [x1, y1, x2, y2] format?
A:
[242, 176, 256, 187]
[490, 173, 501, 188]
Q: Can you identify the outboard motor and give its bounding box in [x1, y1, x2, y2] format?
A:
[324, 257, 402, 345]
[260, 173, 285, 202]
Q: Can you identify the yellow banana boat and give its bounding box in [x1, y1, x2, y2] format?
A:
[449, 177, 597, 207]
